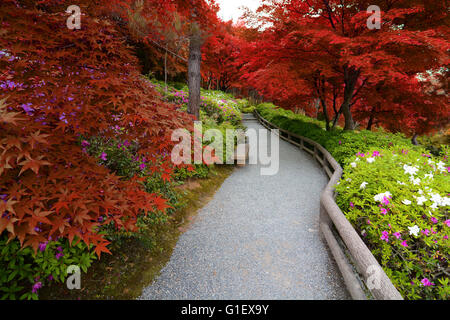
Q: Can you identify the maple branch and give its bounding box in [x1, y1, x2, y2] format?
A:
[322, 0, 337, 30]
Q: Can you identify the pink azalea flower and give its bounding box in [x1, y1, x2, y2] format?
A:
[445, 220, 450, 227]
[372, 151, 380, 157]
[393, 232, 401, 239]
[380, 208, 388, 215]
[401, 240, 408, 247]
[81, 140, 90, 147]
[350, 202, 354, 208]
[139, 163, 147, 170]
[421, 278, 433, 287]
[431, 217, 438, 224]
[100, 152, 107, 161]
[380, 231, 389, 242]
[382, 196, 390, 206]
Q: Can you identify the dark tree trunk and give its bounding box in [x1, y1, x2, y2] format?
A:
[412, 134, 420, 146]
[341, 67, 359, 131]
[367, 105, 377, 130]
[188, 22, 202, 120]
[164, 45, 168, 93]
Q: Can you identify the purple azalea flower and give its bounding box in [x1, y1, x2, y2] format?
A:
[431, 217, 438, 224]
[139, 163, 147, 170]
[349, 202, 354, 208]
[55, 252, 64, 260]
[32, 282, 42, 294]
[48, 275, 54, 281]
[81, 140, 90, 147]
[38, 242, 48, 252]
[100, 152, 107, 161]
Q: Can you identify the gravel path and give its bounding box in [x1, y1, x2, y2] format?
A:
[139, 117, 350, 300]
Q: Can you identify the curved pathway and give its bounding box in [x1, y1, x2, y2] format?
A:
[139, 116, 350, 300]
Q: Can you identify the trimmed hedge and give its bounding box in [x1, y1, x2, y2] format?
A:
[256, 103, 419, 165]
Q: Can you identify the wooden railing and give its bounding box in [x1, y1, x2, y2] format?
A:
[254, 111, 403, 300]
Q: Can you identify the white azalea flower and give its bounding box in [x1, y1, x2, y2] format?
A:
[350, 162, 357, 168]
[360, 182, 368, 190]
[403, 165, 419, 176]
[442, 197, 450, 206]
[430, 202, 438, 210]
[397, 181, 406, 185]
[410, 177, 421, 185]
[436, 161, 446, 172]
[355, 158, 360, 162]
[366, 157, 375, 164]
[416, 196, 427, 206]
[408, 225, 420, 237]
[418, 189, 423, 195]
[424, 172, 434, 180]
[402, 199, 412, 205]
[430, 193, 442, 206]
[346, 178, 352, 182]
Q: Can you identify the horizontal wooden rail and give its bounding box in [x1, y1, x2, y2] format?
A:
[254, 111, 403, 300]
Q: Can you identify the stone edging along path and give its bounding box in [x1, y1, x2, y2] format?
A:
[254, 111, 403, 300]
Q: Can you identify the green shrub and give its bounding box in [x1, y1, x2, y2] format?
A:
[0, 237, 95, 300]
[242, 106, 256, 114]
[335, 148, 450, 299]
[256, 103, 417, 165]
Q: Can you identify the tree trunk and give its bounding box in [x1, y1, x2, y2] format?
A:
[188, 22, 202, 120]
[367, 105, 377, 130]
[164, 44, 168, 93]
[341, 67, 359, 131]
[412, 134, 420, 146]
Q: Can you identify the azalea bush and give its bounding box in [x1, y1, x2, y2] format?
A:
[335, 148, 450, 299]
[149, 79, 243, 126]
[0, 236, 95, 300]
